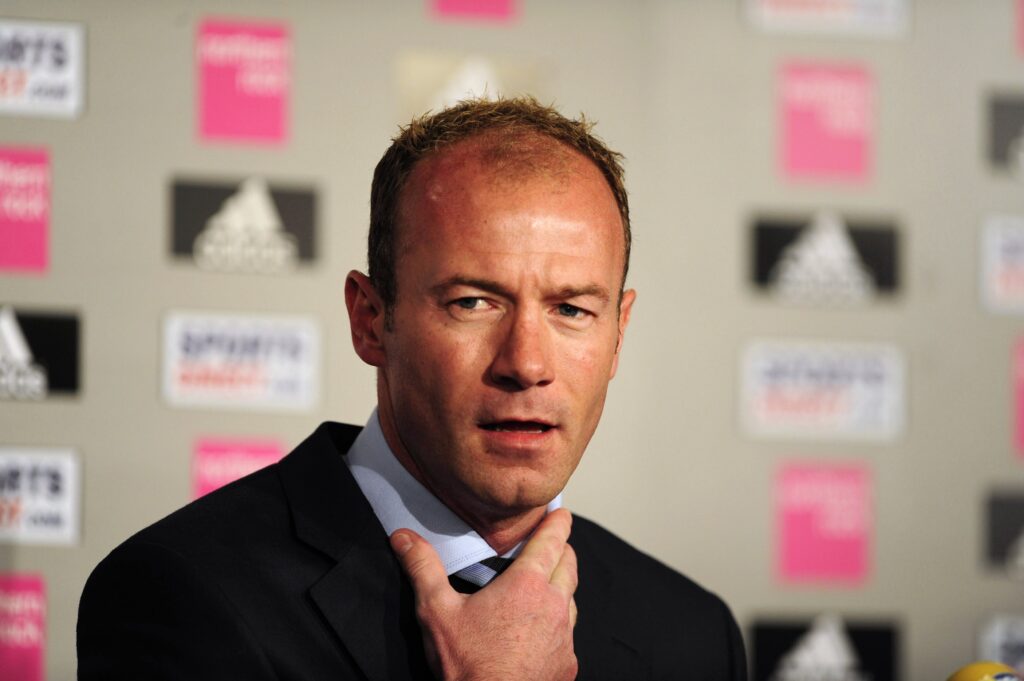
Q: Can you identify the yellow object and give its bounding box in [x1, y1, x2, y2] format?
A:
[947, 661, 1022, 681]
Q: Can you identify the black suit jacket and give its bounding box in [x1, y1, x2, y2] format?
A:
[78, 423, 746, 680]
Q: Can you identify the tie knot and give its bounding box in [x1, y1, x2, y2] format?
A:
[478, 556, 513, 575]
[449, 556, 514, 593]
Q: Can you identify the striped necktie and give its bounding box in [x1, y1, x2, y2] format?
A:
[449, 556, 513, 594]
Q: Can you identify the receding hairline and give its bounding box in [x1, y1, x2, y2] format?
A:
[393, 130, 627, 258]
[407, 128, 596, 189]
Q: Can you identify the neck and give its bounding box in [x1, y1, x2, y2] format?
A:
[374, 405, 550, 555]
[389, 440, 549, 555]
[462, 505, 548, 556]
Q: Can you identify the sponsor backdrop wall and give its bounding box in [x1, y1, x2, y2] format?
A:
[1, 0, 1022, 679]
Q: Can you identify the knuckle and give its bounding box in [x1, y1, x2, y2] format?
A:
[507, 579, 538, 606]
[406, 556, 429, 578]
[554, 602, 572, 628]
[564, 656, 579, 681]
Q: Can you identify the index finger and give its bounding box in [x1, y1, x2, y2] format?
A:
[510, 508, 573, 579]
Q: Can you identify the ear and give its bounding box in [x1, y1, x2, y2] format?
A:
[345, 270, 387, 367]
[609, 288, 636, 380]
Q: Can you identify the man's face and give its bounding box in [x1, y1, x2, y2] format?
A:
[355, 140, 635, 525]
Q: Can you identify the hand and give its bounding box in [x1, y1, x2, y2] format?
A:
[390, 508, 579, 681]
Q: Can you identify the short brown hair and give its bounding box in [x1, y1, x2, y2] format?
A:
[368, 97, 631, 313]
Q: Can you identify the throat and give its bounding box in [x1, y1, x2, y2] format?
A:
[468, 506, 550, 556]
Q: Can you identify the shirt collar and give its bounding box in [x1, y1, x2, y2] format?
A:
[345, 408, 562, 575]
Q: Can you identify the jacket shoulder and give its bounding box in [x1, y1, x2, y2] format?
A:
[117, 421, 363, 557]
[570, 513, 721, 605]
[569, 513, 747, 680]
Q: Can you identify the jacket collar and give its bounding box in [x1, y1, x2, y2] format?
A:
[569, 522, 648, 679]
[277, 422, 428, 681]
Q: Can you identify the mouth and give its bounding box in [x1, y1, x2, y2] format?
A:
[478, 420, 556, 434]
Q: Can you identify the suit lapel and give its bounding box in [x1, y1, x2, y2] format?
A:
[570, 520, 651, 681]
[277, 423, 428, 681]
[310, 544, 425, 681]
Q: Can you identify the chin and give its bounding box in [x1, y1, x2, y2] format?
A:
[478, 477, 563, 514]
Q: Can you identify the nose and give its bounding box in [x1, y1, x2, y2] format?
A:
[488, 307, 555, 391]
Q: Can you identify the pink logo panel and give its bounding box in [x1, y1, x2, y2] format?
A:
[0, 574, 45, 681]
[1015, 340, 1024, 457]
[1019, 0, 1024, 55]
[781, 63, 871, 182]
[193, 438, 285, 498]
[433, 0, 516, 22]
[197, 19, 290, 143]
[0, 147, 49, 273]
[777, 462, 871, 584]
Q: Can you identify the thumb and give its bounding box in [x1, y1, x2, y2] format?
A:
[390, 529, 454, 604]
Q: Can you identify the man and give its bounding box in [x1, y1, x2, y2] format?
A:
[78, 98, 746, 680]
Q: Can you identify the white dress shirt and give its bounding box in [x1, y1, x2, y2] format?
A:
[346, 408, 562, 576]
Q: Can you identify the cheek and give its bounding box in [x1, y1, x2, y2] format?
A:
[566, 335, 621, 415]
[397, 326, 492, 404]
[561, 331, 617, 380]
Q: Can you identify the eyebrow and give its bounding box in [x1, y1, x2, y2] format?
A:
[430, 276, 611, 303]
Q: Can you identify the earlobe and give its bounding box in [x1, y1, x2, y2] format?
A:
[345, 270, 387, 367]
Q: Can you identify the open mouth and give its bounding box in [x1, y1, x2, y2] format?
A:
[479, 421, 554, 434]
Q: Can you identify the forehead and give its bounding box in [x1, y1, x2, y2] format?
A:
[409, 132, 584, 196]
[395, 134, 623, 255]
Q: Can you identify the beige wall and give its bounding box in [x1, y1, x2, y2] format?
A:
[2, 1, 1022, 678]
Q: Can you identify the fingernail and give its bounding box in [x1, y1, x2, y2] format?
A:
[391, 531, 412, 555]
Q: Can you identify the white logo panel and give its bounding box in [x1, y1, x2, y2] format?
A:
[0, 20, 84, 118]
[163, 311, 319, 411]
[742, 340, 905, 441]
[0, 448, 79, 545]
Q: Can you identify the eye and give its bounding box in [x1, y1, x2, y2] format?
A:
[453, 297, 485, 310]
[446, 297, 497, 319]
[557, 303, 586, 318]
